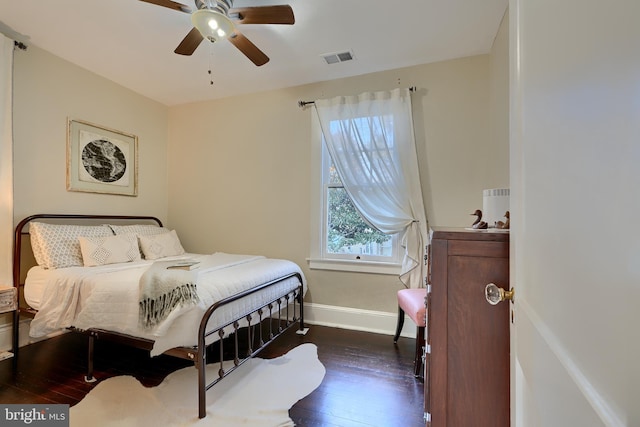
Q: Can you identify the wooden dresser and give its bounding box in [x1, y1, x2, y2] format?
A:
[424, 227, 510, 427]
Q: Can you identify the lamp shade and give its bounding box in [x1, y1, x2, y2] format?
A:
[482, 188, 510, 228]
[191, 9, 235, 42]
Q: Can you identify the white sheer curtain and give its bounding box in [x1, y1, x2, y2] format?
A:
[314, 88, 428, 289]
[0, 35, 14, 285]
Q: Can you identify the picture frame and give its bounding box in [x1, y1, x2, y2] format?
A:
[67, 118, 138, 196]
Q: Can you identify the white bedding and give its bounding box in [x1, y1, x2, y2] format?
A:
[25, 253, 306, 356]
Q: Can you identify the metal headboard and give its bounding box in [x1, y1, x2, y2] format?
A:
[10, 214, 164, 356]
[12, 214, 163, 290]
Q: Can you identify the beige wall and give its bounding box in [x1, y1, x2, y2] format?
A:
[5, 41, 508, 326]
[490, 10, 510, 182]
[2, 46, 169, 330]
[12, 46, 169, 224]
[168, 54, 509, 312]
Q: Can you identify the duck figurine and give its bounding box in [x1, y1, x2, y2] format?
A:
[496, 211, 510, 229]
[470, 209, 488, 229]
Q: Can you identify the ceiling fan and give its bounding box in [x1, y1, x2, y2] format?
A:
[139, 0, 295, 66]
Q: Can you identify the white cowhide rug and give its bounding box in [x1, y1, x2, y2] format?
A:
[70, 343, 325, 427]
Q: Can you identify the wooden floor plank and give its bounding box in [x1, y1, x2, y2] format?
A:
[0, 325, 425, 426]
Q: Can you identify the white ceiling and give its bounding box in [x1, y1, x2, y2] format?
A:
[0, 0, 508, 106]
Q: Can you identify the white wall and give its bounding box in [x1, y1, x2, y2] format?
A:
[511, 0, 640, 424]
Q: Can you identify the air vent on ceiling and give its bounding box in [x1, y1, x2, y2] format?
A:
[321, 50, 355, 65]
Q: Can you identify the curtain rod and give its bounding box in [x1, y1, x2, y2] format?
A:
[298, 86, 416, 108]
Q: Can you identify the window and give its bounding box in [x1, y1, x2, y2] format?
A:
[309, 115, 402, 275]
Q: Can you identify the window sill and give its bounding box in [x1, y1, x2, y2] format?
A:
[307, 258, 401, 275]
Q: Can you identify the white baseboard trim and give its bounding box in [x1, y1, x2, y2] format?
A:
[0, 303, 419, 352]
[303, 302, 418, 339]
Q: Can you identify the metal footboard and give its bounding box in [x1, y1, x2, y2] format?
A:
[80, 272, 305, 419]
[195, 272, 305, 419]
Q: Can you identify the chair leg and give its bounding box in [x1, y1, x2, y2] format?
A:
[393, 307, 405, 343]
[414, 326, 425, 378]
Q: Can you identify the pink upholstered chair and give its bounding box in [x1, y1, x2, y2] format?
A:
[393, 288, 427, 377]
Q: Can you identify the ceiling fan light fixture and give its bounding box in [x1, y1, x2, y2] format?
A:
[192, 9, 235, 42]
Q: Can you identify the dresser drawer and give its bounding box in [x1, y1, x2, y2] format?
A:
[0, 286, 17, 313]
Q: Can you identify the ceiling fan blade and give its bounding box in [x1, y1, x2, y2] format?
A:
[138, 0, 191, 13]
[229, 5, 295, 25]
[228, 31, 270, 66]
[174, 27, 204, 56]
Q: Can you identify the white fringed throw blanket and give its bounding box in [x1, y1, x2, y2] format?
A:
[139, 261, 200, 330]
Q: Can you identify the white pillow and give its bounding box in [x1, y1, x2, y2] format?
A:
[29, 222, 114, 269]
[108, 224, 168, 236]
[79, 233, 141, 267]
[138, 230, 185, 260]
[107, 224, 170, 260]
[29, 227, 46, 268]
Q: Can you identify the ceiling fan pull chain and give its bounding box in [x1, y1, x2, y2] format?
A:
[208, 45, 214, 86]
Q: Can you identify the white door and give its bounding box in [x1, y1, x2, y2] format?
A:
[510, 0, 640, 426]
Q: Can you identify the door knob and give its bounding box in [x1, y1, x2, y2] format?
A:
[485, 283, 514, 305]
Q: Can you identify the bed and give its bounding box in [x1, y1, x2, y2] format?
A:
[11, 214, 306, 419]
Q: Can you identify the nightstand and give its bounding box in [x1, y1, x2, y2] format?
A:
[0, 285, 17, 314]
[0, 285, 17, 361]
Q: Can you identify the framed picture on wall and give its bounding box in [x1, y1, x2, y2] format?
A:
[67, 118, 138, 196]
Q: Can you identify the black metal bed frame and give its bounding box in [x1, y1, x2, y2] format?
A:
[12, 214, 305, 419]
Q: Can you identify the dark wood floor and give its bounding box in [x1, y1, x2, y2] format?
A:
[0, 325, 425, 426]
